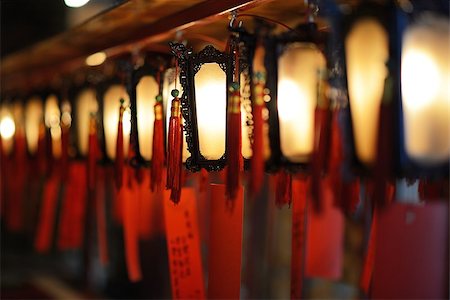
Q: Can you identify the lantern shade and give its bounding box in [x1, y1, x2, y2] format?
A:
[345, 18, 389, 165]
[277, 43, 326, 163]
[401, 14, 449, 165]
[0, 105, 15, 154]
[44, 94, 62, 158]
[194, 63, 227, 160]
[136, 75, 158, 161]
[103, 84, 131, 160]
[25, 96, 44, 154]
[76, 88, 98, 156]
[163, 68, 189, 162]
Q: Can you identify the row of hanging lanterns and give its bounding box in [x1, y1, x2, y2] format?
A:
[0, 2, 448, 202]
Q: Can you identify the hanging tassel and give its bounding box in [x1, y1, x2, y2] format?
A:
[87, 113, 98, 191]
[360, 209, 378, 295]
[166, 89, 183, 204]
[250, 41, 266, 197]
[311, 68, 330, 213]
[60, 123, 70, 183]
[115, 99, 125, 190]
[151, 95, 165, 191]
[226, 79, 242, 200]
[275, 171, 292, 208]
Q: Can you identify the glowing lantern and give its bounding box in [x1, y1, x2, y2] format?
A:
[25, 96, 44, 154]
[277, 43, 326, 163]
[44, 94, 62, 158]
[401, 14, 449, 165]
[0, 105, 15, 154]
[345, 17, 389, 166]
[75, 88, 98, 156]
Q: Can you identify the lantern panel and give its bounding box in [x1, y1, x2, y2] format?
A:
[103, 84, 131, 160]
[45, 94, 62, 158]
[240, 71, 252, 159]
[25, 97, 44, 154]
[194, 63, 226, 160]
[136, 75, 158, 161]
[345, 18, 389, 165]
[163, 68, 189, 162]
[277, 43, 325, 163]
[76, 88, 98, 156]
[401, 15, 449, 165]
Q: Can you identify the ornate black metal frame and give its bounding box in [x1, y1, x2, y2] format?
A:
[265, 22, 328, 173]
[170, 42, 239, 172]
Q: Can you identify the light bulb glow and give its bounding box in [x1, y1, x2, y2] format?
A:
[194, 63, 226, 160]
[401, 14, 450, 164]
[25, 97, 44, 154]
[277, 43, 325, 162]
[64, 0, 90, 8]
[345, 18, 389, 165]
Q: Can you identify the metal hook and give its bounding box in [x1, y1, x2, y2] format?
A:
[229, 10, 243, 29]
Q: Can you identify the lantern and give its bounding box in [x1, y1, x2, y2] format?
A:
[170, 43, 232, 171]
[75, 87, 98, 156]
[101, 82, 131, 160]
[25, 96, 44, 154]
[265, 22, 327, 170]
[130, 63, 160, 162]
[401, 13, 449, 166]
[343, 4, 391, 166]
[44, 94, 62, 158]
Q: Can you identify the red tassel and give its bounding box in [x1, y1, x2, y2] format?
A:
[60, 124, 70, 183]
[151, 101, 165, 191]
[87, 114, 98, 191]
[226, 82, 242, 200]
[115, 99, 125, 190]
[166, 90, 183, 204]
[360, 209, 378, 295]
[275, 171, 292, 208]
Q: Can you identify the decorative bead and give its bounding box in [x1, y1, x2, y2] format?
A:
[171, 89, 179, 97]
[156, 94, 163, 102]
[119, 98, 125, 105]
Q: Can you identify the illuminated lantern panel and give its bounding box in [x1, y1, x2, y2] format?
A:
[103, 84, 131, 160]
[194, 63, 227, 160]
[345, 18, 389, 165]
[277, 43, 326, 163]
[136, 76, 158, 161]
[45, 94, 62, 158]
[240, 72, 253, 160]
[401, 15, 449, 165]
[25, 97, 44, 154]
[0, 105, 16, 154]
[163, 68, 189, 162]
[76, 88, 98, 156]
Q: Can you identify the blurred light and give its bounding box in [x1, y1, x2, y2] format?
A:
[86, 52, 106, 66]
[345, 18, 388, 165]
[61, 100, 72, 128]
[0, 115, 15, 139]
[64, 0, 90, 8]
[401, 14, 449, 164]
[45, 94, 62, 158]
[103, 84, 130, 160]
[194, 63, 226, 160]
[277, 43, 325, 163]
[76, 88, 98, 155]
[136, 76, 158, 160]
[25, 97, 44, 154]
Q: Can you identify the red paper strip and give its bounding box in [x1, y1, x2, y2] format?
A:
[58, 162, 87, 250]
[164, 188, 205, 299]
[305, 181, 344, 279]
[372, 202, 448, 299]
[95, 167, 109, 265]
[34, 174, 60, 253]
[207, 184, 243, 299]
[290, 178, 308, 299]
[121, 166, 142, 282]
